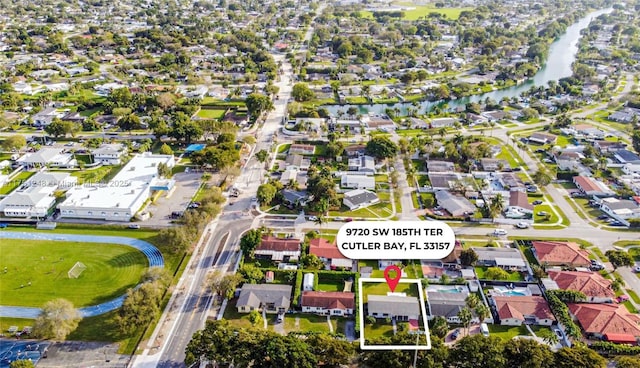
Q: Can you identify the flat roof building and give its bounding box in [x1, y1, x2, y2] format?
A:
[58, 153, 175, 221]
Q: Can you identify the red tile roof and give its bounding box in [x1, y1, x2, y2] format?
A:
[547, 270, 615, 299]
[493, 296, 555, 322]
[574, 176, 602, 193]
[309, 238, 344, 260]
[301, 291, 355, 310]
[257, 236, 300, 252]
[568, 303, 640, 337]
[604, 333, 637, 343]
[532, 241, 591, 267]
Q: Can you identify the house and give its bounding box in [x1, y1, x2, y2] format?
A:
[482, 110, 508, 122]
[622, 163, 640, 176]
[466, 113, 487, 126]
[594, 140, 626, 153]
[343, 189, 379, 210]
[609, 108, 640, 123]
[236, 284, 292, 314]
[285, 154, 311, 171]
[362, 115, 396, 132]
[340, 174, 375, 190]
[367, 294, 421, 321]
[254, 236, 301, 262]
[573, 176, 615, 197]
[599, 197, 640, 225]
[345, 145, 366, 157]
[59, 153, 175, 221]
[281, 189, 309, 207]
[407, 117, 429, 129]
[0, 172, 76, 218]
[528, 132, 557, 145]
[17, 148, 75, 168]
[426, 286, 477, 323]
[505, 190, 533, 217]
[492, 296, 555, 326]
[289, 144, 315, 155]
[348, 155, 375, 174]
[301, 291, 355, 316]
[568, 303, 640, 339]
[471, 247, 528, 272]
[531, 241, 591, 267]
[428, 173, 460, 190]
[614, 150, 640, 165]
[92, 143, 127, 165]
[547, 270, 615, 303]
[280, 168, 299, 185]
[480, 158, 509, 172]
[427, 160, 454, 172]
[32, 107, 62, 126]
[309, 238, 352, 269]
[430, 117, 456, 128]
[434, 191, 475, 217]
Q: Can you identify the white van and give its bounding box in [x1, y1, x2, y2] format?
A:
[480, 323, 490, 337]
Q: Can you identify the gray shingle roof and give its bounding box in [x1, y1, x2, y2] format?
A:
[236, 284, 292, 310]
[368, 295, 420, 318]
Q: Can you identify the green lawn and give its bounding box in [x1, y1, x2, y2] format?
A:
[196, 108, 226, 120]
[69, 165, 120, 184]
[533, 204, 560, 224]
[362, 281, 419, 302]
[222, 302, 258, 330]
[0, 240, 147, 307]
[626, 289, 640, 304]
[361, 4, 472, 20]
[345, 96, 368, 104]
[0, 171, 34, 195]
[364, 320, 395, 339]
[474, 267, 524, 281]
[487, 324, 530, 340]
[283, 313, 336, 333]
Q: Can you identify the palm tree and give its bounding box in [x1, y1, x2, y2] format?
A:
[489, 194, 504, 221]
[465, 294, 480, 309]
[438, 127, 447, 139]
[314, 216, 326, 231]
[475, 304, 490, 324]
[452, 132, 465, 147]
[457, 307, 473, 336]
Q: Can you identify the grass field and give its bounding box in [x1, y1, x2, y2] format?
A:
[0, 171, 34, 195]
[362, 281, 419, 302]
[196, 108, 226, 120]
[361, 3, 472, 20]
[0, 240, 147, 308]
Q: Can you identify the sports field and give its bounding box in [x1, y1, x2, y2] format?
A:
[0, 240, 147, 308]
[362, 3, 472, 21]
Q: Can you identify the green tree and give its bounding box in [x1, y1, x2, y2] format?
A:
[9, 361, 35, 368]
[605, 250, 634, 269]
[239, 264, 265, 284]
[553, 346, 606, 368]
[209, 271, 243, 300]
[44, 119, 78, 138]
[429, 316, 450, 339]
[301, 253, 324, 270]
[365, 136, 398, 159]
[615, 356, 640, 368]
[240, 228, 263, 258]
[633, 131, 640, 153]
[159, 143, 173, 155]
[257, 183, 277, 205]
[292, 83, 315, 102]
[448, 335, 506, 368]
[118, 113, 141, 132]
[307, 333, 355, 367]
[460, 249, 478, 266]
[1, 135, 27, 150]
[33, 298, 81, 340]
[248, 309, 263, 326]
[475, 304, 490, 324]
[158, 226, 195, 254]
[457, 307, 473, 335]
[503, 338, 554, 368]
[116, 281, 163, 334]
[483, 267, 510, 280]
[245, 93, 274, 120]
[255, 149, 269, 163]
[532, 169, 553, 187]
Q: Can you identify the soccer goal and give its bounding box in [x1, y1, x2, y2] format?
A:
[68, 261, 87, 279]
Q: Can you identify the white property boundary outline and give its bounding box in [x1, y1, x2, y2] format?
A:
[359, 277, 431, 350]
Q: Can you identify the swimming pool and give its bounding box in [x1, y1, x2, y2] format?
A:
[492, 286, 530, 296]
[427, 285, 465, 293]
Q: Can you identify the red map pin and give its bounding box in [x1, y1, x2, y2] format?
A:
[384, 265, 402, 292]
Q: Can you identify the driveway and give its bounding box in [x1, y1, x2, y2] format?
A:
[345, 320, 356, 341]
[143, 172, 202, 226]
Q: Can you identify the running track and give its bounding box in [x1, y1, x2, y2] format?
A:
[0, 231, 164, 318]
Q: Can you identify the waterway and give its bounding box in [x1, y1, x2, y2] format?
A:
[322, 8, 613, 116]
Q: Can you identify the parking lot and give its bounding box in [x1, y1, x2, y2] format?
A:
[142, 172, 202, 227]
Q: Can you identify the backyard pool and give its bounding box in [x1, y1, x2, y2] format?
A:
[491, 286, 531, 296]
[426, 285, 466, 293]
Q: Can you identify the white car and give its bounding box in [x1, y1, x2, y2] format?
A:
[492, 229, 508, 236]
[308, 216, 318, 221]
[633, 266, 640, 273]
[515, 222, 529, 229]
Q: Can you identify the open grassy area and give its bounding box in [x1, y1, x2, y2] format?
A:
[362, 281, 419, 302]
[474, 267, 524, 281]
[361, 3, 473, 20]
[0, 239, 147, 307]
[68, 165, 120, 185]
[196, 108, 226, 120]
[0, 171, 34, 195]
[533, 204, 560, 225]
[222, 302, 257, 330]
[284, 313, 338, 333]
[364, 320, 395, 339]
[487, 324, 529, 340]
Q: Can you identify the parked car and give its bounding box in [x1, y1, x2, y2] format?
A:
[515, 222, 529, 229]
[308, 216, 318, 221]
[597, 214, 609, 220]
[128, 224, 140, 229]
[537, 211, 548, 216]
[451, 329, 460, 339]
[532, 200, 543, 205]
[345, 218, 353, 222]
[617, 295, 630, 303]
[492, 229, 508, 236]
[633, 266, 640, 273]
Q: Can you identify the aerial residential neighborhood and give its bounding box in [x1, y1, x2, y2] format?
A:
[3, 0, 640, 367]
